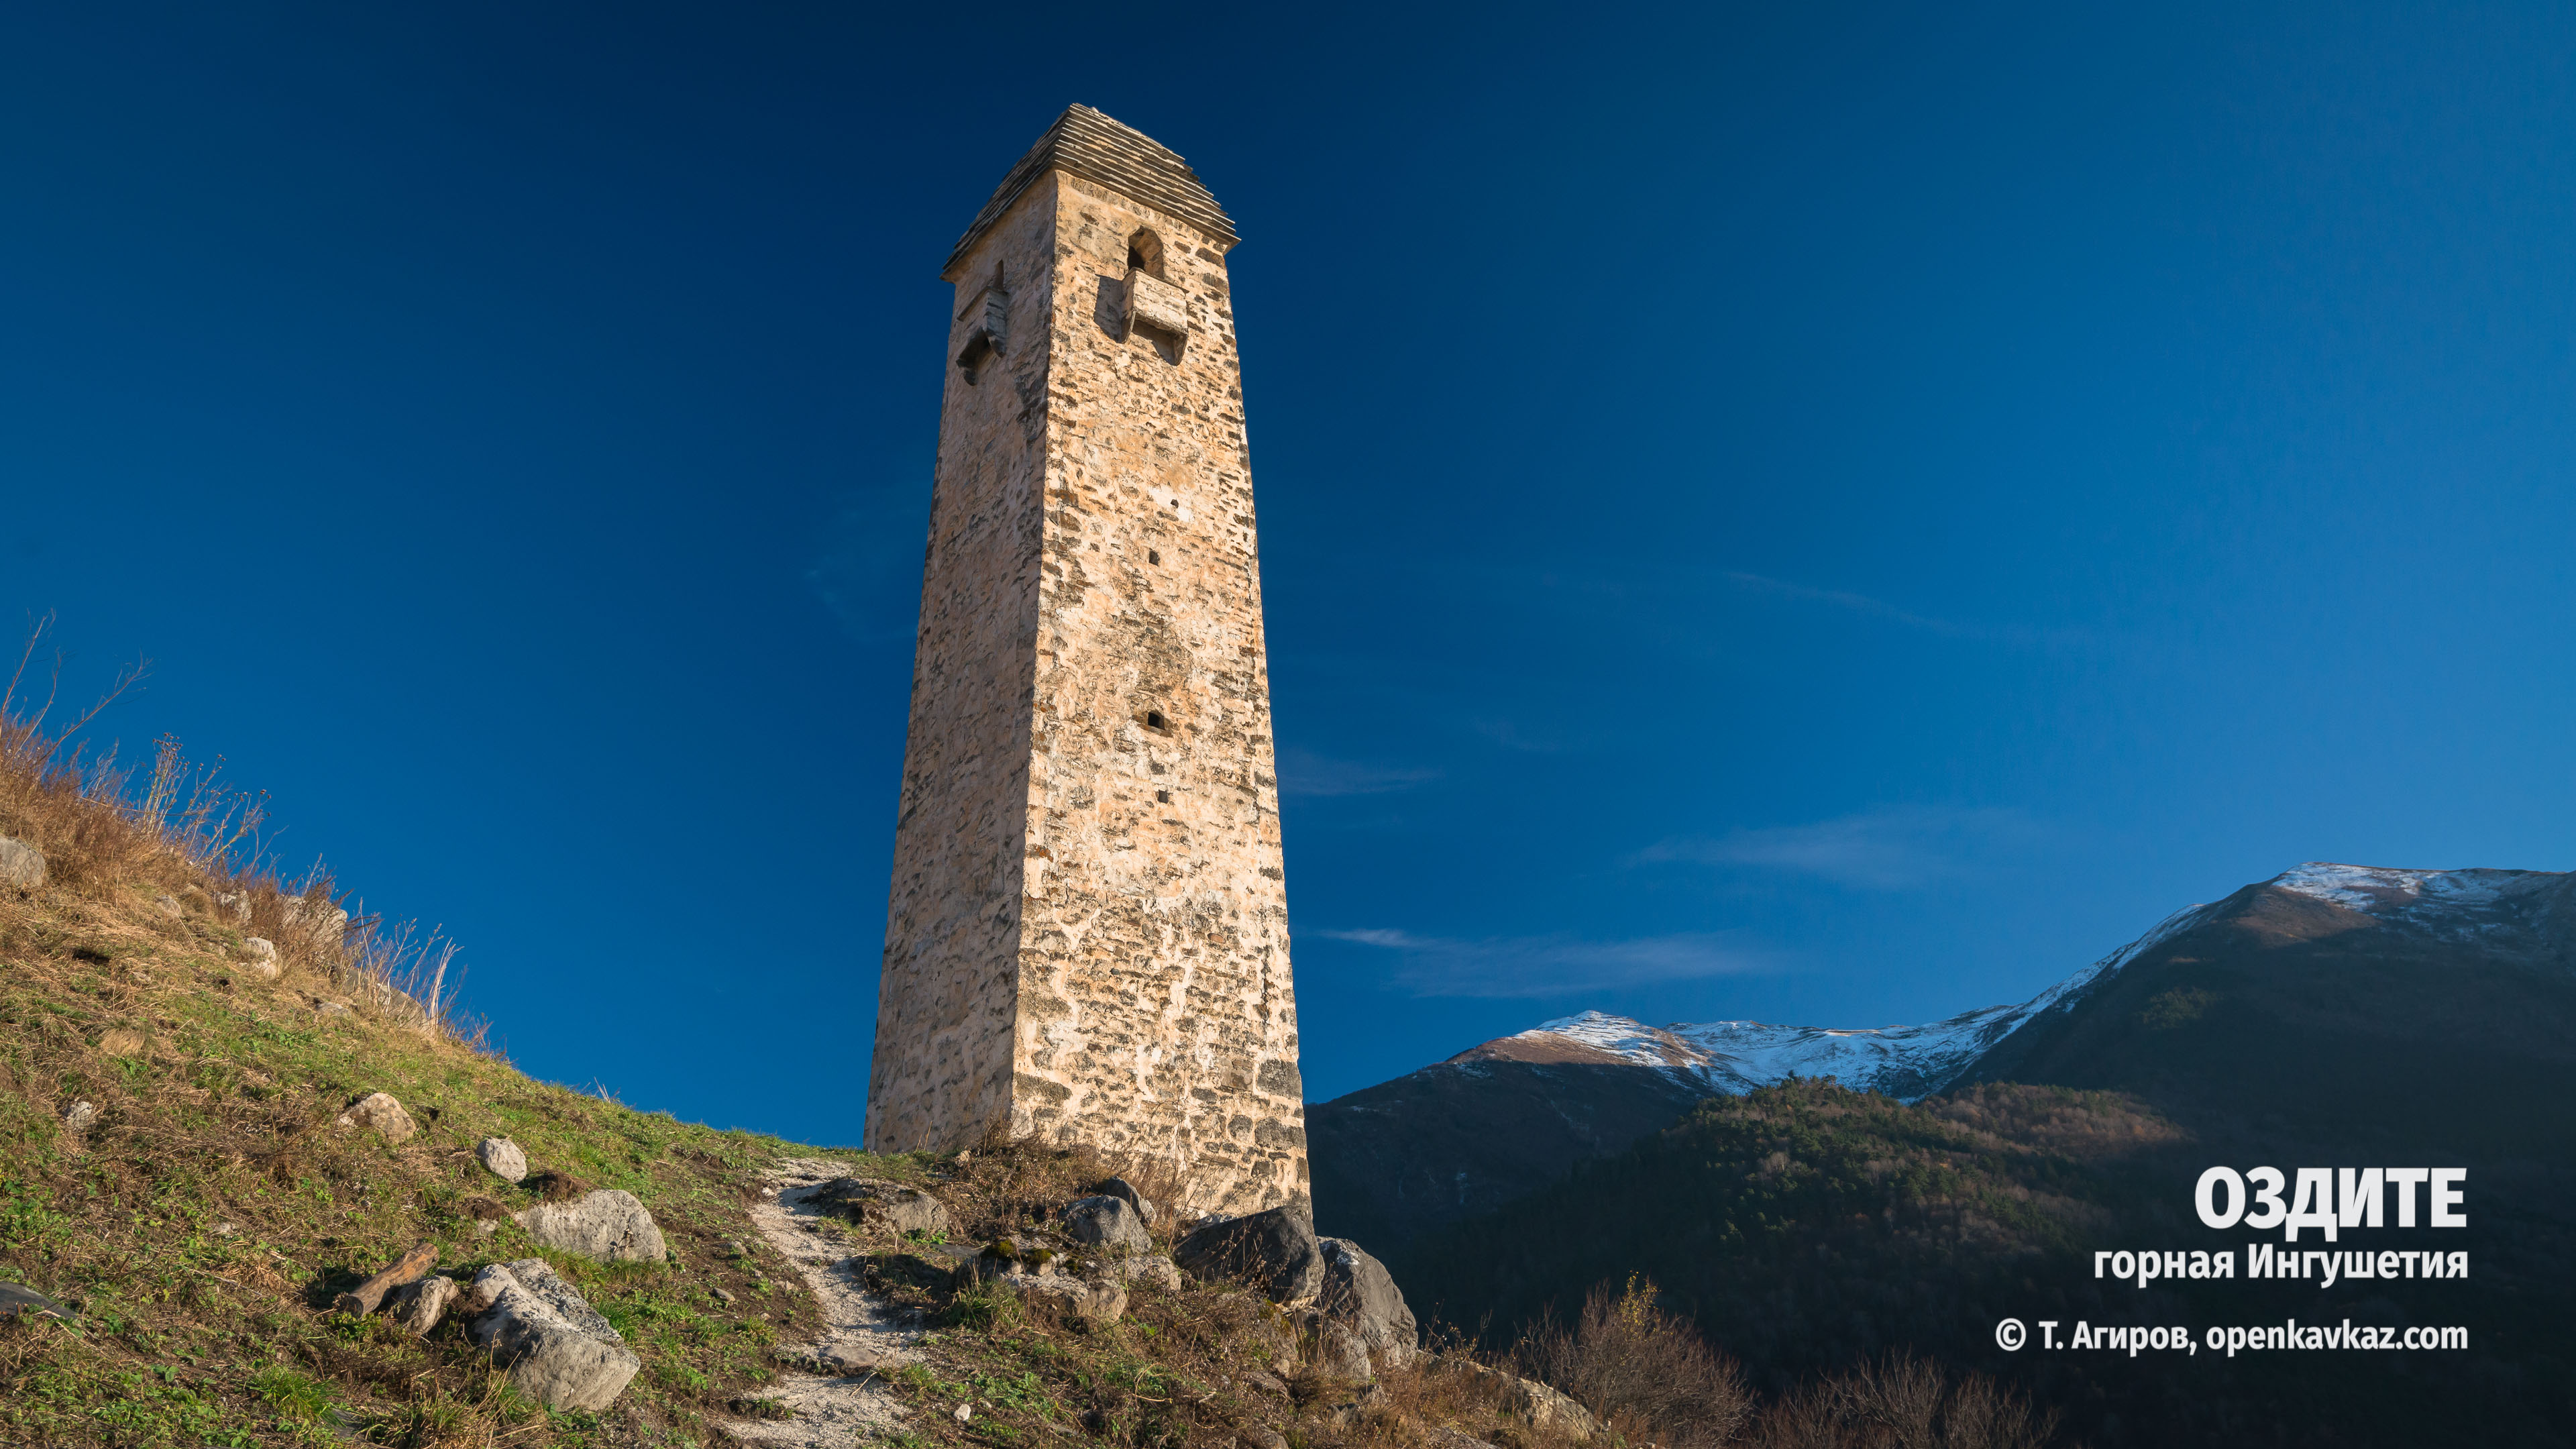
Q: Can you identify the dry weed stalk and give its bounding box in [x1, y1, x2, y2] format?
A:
[0, 616, 480, 1049]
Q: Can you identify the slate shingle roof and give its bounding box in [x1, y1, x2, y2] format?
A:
[944, 105, 1238, 276]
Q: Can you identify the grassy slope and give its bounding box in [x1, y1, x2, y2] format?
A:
[0, 872, 1613, 1449]
[0, 865, 842, 1447]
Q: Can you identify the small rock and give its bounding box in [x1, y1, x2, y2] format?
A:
[513, 1189, 667, 1263]
[1243, 1428, 1289, 1449]
[215, 890, 251, 923]
[1005, 1271, 1126, 1322]
[1173, 1204, 1322, 1305]
[953, 1403, 973, 1423]
[0, 1283, 75, 1322]
[386, 1275, 459, 1336]
[460, 1261, 639, 1411]
[1108, 1254, 1183, 1291]
[1063, 1194, 1152, 1253]
[1241, 1368, 1288, 1397]
[60, 1101, 97, 1134]
[1098, 1175, 1159, 1226]
[213, 1221, 237, 1236]
[315, 998, 354, 1018]
[957, 1237, 1063, 1287]
[710, 1287, 736, 1305]
[476, 1136, 529, 1183]
[96, 1029, 146, 1058]
[241, 938, 280, 980]
[810, 1178, 950, 1236]
[153, 893, 182, 919]
[284, 895, 350, 932]
[0, 835, 46, 890]
[474, 1220, 500, 1239]
[1447, 1361, 1598, 1438]
[816, 1342, 885, 1373]
[335, 1091, 417, 1143]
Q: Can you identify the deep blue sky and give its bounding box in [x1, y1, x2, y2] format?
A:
[7, 3, 2572, 1143]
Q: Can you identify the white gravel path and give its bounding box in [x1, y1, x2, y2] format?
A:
[720, 1157, 924, 1446]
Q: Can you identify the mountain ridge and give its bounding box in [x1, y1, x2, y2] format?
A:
[1312, 861, 2576, 1248]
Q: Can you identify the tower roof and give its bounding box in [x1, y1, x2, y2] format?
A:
[944, 105, 1238, 276]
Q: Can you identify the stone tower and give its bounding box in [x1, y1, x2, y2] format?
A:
[865, 105, 1305, 1214]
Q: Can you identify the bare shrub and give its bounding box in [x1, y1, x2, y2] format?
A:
[1515, 1276, 1752, 1448]
[1746, 1353, 2061, 1449]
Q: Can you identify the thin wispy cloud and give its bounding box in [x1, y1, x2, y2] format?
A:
[1636, 805, 2049, 890]
[1276, 747, 1440, 798]
[1721, 571, 2084, 646]
[1320, 927, 1772, 999]
[1470, 718, 1572, 754]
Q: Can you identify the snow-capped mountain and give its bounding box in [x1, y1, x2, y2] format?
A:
[1309, 862, 2576, 1247]
[1475, 861, 2575, 1104]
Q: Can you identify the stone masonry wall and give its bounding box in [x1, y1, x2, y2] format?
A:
[864, 188, 1056, 1157]
[871, 166, 1305, 1214]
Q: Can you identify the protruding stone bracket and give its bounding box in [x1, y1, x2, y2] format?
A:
[956, 284, 1008, 383]
[1123, 270, 1189, 357]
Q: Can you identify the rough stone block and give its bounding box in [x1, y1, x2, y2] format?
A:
[513, 1189, 666, 1263]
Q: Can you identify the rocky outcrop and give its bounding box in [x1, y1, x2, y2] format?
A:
[240, 938, 281, 980]
[514, 1189, 666, 1263]
[1319, 1236, 1417, 1364]
[1063, 1193, 1150, 1252]
[1174, 1204, 1321, 1305]
[461, 1260, 639, 1411]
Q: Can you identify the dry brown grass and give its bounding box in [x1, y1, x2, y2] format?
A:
[1745, 1352, 2061, 1449]
[1513, 1275, 1752, 1447]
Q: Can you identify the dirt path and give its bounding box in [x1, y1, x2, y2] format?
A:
[721, 1157, 925, 1446]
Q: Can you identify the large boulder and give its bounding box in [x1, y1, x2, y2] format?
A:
[460, 1260, 639, 1411]
[0, 836, 45, 890]
[1173, 1204, 1322, 1305]
[513, 1189, 666, 1263]
[1318, 1237, 1419, 1364]
[810, 1177, 950, 1236]
[1062, 1194, 1150, 1252]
